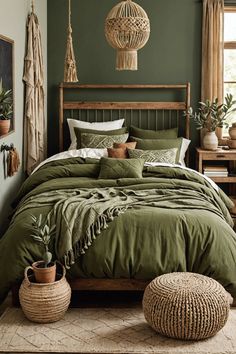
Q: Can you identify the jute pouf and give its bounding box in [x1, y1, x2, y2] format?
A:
[143, 272, 230, 340]
[19, 264, 71, 323]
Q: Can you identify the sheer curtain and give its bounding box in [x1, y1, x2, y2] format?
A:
[201, 0, 224, 103]
[201, 0, 224, 141]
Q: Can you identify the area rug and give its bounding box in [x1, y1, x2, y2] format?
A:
[0, 307, 236, 354]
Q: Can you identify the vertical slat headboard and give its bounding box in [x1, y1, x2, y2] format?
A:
[59, 83, 191, 155]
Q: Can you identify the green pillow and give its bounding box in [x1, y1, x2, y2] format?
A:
[130, 136, 183, 164]
[81, 133, 129, 149]
[99, 157, 145, 179]
[128, 148, 178, 164]
[74, 127, 128, 148]
[129, 125, 178, 139]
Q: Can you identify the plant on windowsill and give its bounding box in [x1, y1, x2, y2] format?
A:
[30, 214, 56, 283]
[186, 94, 236, 150]
[0, 78, 13, 136]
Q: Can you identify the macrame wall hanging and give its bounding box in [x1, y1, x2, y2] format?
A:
[105, 0, 150, 71]
[64, 0, 78, 82]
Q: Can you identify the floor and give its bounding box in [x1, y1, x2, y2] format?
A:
[0, 293, 11, 316]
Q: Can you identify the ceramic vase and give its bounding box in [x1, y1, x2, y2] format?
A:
[203, 131, 218, 150]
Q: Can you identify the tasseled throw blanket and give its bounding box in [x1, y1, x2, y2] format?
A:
[12, 187, 233, 268]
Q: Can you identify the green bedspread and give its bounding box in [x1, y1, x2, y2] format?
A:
[0, 157, 236, 304]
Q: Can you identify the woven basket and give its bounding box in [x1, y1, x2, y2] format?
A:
[143, 272, 230, 340]
[105, 0, 150, 70]
[19, 263, 71, 323]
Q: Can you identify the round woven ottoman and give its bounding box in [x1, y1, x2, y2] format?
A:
[143, 272, 230, 340]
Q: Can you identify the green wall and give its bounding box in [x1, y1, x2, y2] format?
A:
[47, 0, 202, 161]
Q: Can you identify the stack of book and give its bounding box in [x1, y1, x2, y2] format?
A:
[203, 165, 228, 177]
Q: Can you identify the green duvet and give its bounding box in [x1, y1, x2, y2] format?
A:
[0, 157, 236, 304]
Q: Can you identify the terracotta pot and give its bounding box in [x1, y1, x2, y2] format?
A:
[0, 119, 10, 136]
[228, 139, 236, 149]
[32, 261, 56, 283]
[229, 124, 236, 140]
[202, 131, 218, 150]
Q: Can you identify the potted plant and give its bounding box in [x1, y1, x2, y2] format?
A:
[30, 214, 56, 283]
[187, 94, 236, 150]
[0, 78, 13, 136]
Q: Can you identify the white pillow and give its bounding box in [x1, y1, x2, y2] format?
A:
[179, 138, 191, 166]
[67, 118, 125, 150]
[32, 148, 108, 174]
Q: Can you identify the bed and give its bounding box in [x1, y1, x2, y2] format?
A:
[1, 83, 236, 305]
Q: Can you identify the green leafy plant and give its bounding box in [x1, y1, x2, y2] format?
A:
[0, 78, 13, 120]
[30, 214, 56, 268]
[186, 94, 236, 132]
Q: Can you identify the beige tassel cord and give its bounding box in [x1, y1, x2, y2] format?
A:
[31, 0, 35, 13]
[64, 0, 78, 82]
[105, 0, 150, 71]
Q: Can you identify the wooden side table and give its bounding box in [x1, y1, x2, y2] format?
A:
[196, 148, 236, 192]
[196, 147, 236, 226]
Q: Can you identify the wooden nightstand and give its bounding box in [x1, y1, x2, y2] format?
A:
[196, 148, 236, 227]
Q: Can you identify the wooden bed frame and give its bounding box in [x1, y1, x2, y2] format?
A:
[11, 83, 192, 305]
[59, 83, 191, 152]
[58, 82, 191, 292]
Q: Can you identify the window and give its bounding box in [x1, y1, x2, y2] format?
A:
[224, 8, 236, 133]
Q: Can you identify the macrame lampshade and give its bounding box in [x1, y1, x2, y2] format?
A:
[105, 0, 150, 71]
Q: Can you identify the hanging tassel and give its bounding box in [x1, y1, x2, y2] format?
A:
[7, 148, 20, 177]
[31, 0, 35, 14]
[64, 0, 78, 82]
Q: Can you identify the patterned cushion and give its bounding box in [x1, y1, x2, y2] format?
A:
[130, 137, 183, 164]
[128, 148, 178, 164]
[74, 127, 128, 149]
[81, 133, 129, 149]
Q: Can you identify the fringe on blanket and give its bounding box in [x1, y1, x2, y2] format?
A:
[63, 205, 129, 268]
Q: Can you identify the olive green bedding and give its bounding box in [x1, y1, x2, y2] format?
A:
[0, 157, 236, 304]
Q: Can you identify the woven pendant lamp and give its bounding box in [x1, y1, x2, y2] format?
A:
[105, 0, 150, 71]
[64, 0, 78, 82]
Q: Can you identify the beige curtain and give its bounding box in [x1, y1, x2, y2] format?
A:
[23, 12, 45, 175]
[202, 0, 224, 102]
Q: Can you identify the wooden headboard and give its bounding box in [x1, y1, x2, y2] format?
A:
[59, 83, 191, 153]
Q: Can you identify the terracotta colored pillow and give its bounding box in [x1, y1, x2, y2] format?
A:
[108, 142, 137, 159]
[107, 147, 127, 159]
[113, 142, 137, 149]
